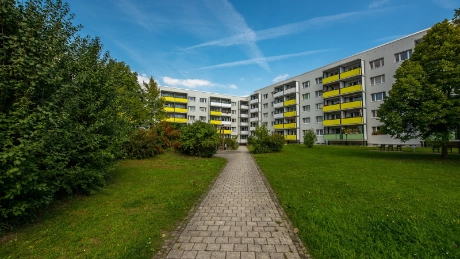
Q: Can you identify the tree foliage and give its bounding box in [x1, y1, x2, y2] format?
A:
[303, 128, 317, 148]
[0, 0, 149, 220]
[378, 11, 460, 158]
[178, 121, 220, 157]
[248, 125, 285, 154]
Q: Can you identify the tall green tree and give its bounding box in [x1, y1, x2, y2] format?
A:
[378, 10, 460, 159]
[142, 77, 166, 127]
[0, 0, 135, 220]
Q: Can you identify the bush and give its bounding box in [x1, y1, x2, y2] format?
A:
[224, 137, 239, 150]
[303, 128, 317, 148]
[178, 121, 220, 157]
[250, 125, 285, 154]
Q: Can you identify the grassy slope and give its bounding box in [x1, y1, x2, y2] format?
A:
[0, 152, 226, 259]
[254, 145, 460, 259]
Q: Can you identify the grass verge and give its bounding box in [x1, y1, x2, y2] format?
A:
[0, 151, 226, 259]
[254, 145, 460, 259]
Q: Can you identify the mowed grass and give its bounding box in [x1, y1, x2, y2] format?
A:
[0, 151, 226, 259]
[253, 145, 460, 259]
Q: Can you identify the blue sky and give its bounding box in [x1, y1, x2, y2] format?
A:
[65, 0, 459, 96]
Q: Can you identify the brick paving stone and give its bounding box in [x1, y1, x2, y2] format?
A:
[162, 147, 305, 259]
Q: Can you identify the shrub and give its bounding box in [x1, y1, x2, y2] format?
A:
[250, 125, 285, 154]
[224, 137, 239, 150]
[124, 129, 163, 159]
[303, 128, 317, 148]
[179, 121, 220, 157]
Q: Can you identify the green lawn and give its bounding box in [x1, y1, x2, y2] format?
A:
[253, 145, 460, 259]
[0, 152, 226, 259]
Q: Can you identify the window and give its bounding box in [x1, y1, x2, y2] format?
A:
[315, 90, 322, 98]
[188, 115, 195, 120]
[262, 122, 268, 126]
[315, 77, 322, 85]
[188, 106, 195, 111]
[302, 81, 310, 88]
[232, 118, 236, 122]
[371, 110, 379, 118]
[302, 105, 310, 112]
[263, 103, 268, 108]
[302, 117, 311, 124]
[370, 58, 384, 69]
[232, 127, 236, 132]
[316, 116, 323, 123]
[188, 97, 195, 102]
[200, 107, 206, 112]
[371, 92, 386, 101]
[232, 101, 236, 106]
[263, 94, 268, 99]
[372, 126, 381, 132]
[200, 98, 206, 103]
[263, 113, 268, 118]
[395, 49, 412, 62]
[231, 110, 236, 114]
[371, 75, 385, 85]
[199, 116, 206, 121]
[302, 93, 310, 100]
[316, 129, 324, 136]
[315, 103, 323, 110]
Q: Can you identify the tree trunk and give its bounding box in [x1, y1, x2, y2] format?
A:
[440, 145, 448, 159]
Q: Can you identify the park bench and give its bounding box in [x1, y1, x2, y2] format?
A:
[387, 144, 394, 151]
[395, 145, 403, 151]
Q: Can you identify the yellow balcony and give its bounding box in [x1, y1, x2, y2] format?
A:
[341, 100, 362, 110]
[340, 68, 362, 79]
[323, 104, 341, 112]
[322, 74, 339, 84]
[175, 108, 187, 113]
[285, 135, 297, 141]
[223, 130, 231, 135]
[210, 111, 222, 116]
[341, 84, 362, 95]
[284, 111, 296, 117]
[341, 117, 363, 125]
[163, 96, 175, 102]
[274, 124, 284, 129]
[323, 89, 340, 98]
[165, 118, 175, 122]
[283, 99, 296, 106]
[174, 97, 188, 103]
[175, 118, 187, 123]
[210, 120, 221, 125]
[164, 107, 175, 112]
[323, 119, 341, 126]
[284, 123, 296, 129]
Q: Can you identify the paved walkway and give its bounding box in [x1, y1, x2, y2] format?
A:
[160, 146, 309, 259]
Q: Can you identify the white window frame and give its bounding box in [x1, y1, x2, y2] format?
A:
[200, 98, 207, 103]
[199, 116, 206, 121]
[302, 93, 310, 100]
[395, 49, 412, 62]
[188, 97, 195, 102]
[371, 92, 386, 102]
[315, 90, 322, 98]
[316, 116, 323, 123]
[370, 58, 384, 69]
[315, 103, 323, 110]
[302, 117, 311, 124]
[371, 110, 379, 118]
[188, 106, 195, 111]
[188, 115, 195, 120]
[200, 107, 206, 112]
[370, 75, 385, 85]
[315, 77, 322, 85]
[302, 105, 310, 112]
[316, 129, 324, 136]
[302, 81, 310, 88]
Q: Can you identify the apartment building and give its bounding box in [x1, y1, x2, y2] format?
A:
[160, 29, 432, 146]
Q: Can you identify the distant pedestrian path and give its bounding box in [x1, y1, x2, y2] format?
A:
[158, 146, 309, 259]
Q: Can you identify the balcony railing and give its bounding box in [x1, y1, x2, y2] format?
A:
[323, 134, 341, 140]
[165, 118, 187, 123]
[175, 108, 187, 113]
[249, 117, 259, 122]
[284, 87, 296, 95]
[344, 133, 364, 140]
[341, 117, 364, 125]
[284, 123, 296, 129]
[283, 99, 296, 106]
[274, 102, 283, 108]
[340, 68, 362, 79]
[165, 107, 175, 112]
[341, 100, 362, 110]
[284, 111, 296, 117]
[323, 119, 341, 126]
[240, 105, 249, 109]
[250, 108, 259, 113]
[274, 124, 283, 129]
[240, 114, 249, 118]
[274, 113, 283, 119]
[322, 74, 339, 84]
[274, 91, 283, 98]
[323, 89, 340, 98]
[240, 122, 249, 126]
[240, 131, 249, 135]
[341, 84, 362, 95]
[323, 104, 341, 112]
[217, 130, 231, 135]
[249, 127, 255, 131]
[210, 111, 222, 116]
[249, 98, 259, 104]
[210, 120, 221, 125]
[285, 135, 297, 141]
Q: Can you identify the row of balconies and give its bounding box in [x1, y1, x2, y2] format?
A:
[273, 123, 297, 129]
[322, 68, 362, 85]
[323, 100, 363, 112]
[165, 118, 187, 123]
[241, 105, 249, 109]
[210, 111, 231, 116]
[165, 107, 187, 113]
[274, 87, 296, 98]
[323, 84, 363, 98]
[323, 117, 364, 126]
[163, 96, 188, 103]
[210, 120, 232, 126]
[323, 133, 364, 140]
[210, 101, 231, 108]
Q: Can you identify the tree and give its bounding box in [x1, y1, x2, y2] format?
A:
[141, 77, 166, 127]
[179, 121, 220, 157]
[248, 125, 285, 154]
[378, 11, 460, 159]
[303, 128, 317, 148]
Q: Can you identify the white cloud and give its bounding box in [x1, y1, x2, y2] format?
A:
[195, 49, 333, 70]
[369, 0, 390, 9]
[161, 76, 237, 90]
[137, 73, 150, 85]
[273, 74, 290, 83]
